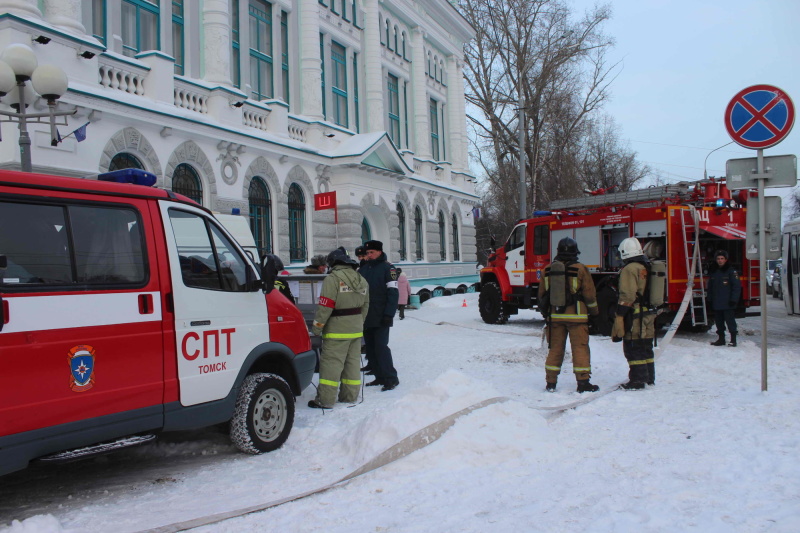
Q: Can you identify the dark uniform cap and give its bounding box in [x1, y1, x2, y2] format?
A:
[355, 245, 366, 256]
[364, 240, 383, 252]
[714, 249, 729, 260]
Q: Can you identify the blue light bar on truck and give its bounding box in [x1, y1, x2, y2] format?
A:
[98, 169, 157, 187]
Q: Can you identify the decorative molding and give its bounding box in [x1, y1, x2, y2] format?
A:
[315, 164, 331, 193]
[99, 127, 163, 180]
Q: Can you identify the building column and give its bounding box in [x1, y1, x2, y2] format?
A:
[446, 55, 464, 171]
[411, 28, 431, 159]
[363, 0, 384, 132]
[299, 0, 323, 118]
[0, 0, 40, 20]
[42, 0, 85, 34]
[202, 0, 232, 85]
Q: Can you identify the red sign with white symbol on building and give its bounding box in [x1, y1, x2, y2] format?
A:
[314, 191, 338, 223]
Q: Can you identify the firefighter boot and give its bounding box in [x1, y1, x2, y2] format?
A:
[646, 362, 655, 386]
[546, 382, 557, 393]
[710, 333, 726, 346]
[576, 380, 599, 393]
[728, 334, 737, 347]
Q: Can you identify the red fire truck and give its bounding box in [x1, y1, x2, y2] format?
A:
[478, 178, 759, 334]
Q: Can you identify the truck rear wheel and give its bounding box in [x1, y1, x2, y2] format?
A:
[479, 282, 508, 324]
[231, 373, 295, 454]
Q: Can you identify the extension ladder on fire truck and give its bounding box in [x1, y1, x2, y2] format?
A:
[680, 206, 707, 326]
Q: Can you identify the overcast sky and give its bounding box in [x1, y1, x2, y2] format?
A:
[572, 0, 800, 208]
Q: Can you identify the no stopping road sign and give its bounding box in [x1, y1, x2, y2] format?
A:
[724, 84, 794, 149]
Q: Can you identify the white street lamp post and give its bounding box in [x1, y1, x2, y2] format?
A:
[0, 43, 74, 172]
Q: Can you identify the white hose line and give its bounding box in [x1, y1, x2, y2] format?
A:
[138, 396, 510, 533]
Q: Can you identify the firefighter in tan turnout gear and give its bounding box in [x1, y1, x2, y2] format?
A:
[308, 247, 369, 409]
[537, 237, 600, 393]
[612, 237, 656, 390]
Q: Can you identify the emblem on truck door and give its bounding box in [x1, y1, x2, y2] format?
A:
[68, 345, 96, 392]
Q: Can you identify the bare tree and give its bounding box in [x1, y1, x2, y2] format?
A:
[578, 114, 650, 193]
[463, 0, 631, 237]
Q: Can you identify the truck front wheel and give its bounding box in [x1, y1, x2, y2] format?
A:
[231, 373, 295, 454]
[479, 282, 508, 324]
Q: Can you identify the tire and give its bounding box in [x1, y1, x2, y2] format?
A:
[230, 373, 295, 454]
[479, 281, 508, 324]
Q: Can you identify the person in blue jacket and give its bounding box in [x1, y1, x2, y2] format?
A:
[707, 250, 741, 347]
[359, 240, 400, 391]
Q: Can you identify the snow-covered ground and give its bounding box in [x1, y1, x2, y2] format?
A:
[3, 293, 800, 533]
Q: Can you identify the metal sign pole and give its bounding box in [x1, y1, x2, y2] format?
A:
[757, 149, 768, 391]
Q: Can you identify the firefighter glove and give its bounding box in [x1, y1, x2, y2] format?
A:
[611, 316, 625, 342]
[381, 315, 394, 327]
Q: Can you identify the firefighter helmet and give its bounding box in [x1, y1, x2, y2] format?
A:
[556, 237, 580, 256]
[326, 246, 350, 268]
[618, 237, 643, 261]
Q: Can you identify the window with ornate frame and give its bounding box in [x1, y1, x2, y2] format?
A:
[288, 184, 307, 262]
[121, 0, 159, 57]
[109, 153, 144, 172]
[398, 203, 407, 261]
[414, 206, 423, 261]
[172, 163, 203, 206]
[438, 211, 446, 260]
[331, 41, 348, 127]
[249, 0, 274, 100]
[172, 0, 184, 74]
[430, 98, 440, 161]
[388, 74, 400, 145]
[451, 213, 460, 261]
[249, 177, 272, 258]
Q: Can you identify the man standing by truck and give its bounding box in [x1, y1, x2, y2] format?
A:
[309, 248, 369, 409]
[537, 237, 600, 393]
[612, 237, 656, 389]
[707, 250, 741, 347]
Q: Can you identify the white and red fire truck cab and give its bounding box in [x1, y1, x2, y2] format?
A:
[0, 169, 315, 476]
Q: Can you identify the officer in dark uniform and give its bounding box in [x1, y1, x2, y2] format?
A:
[359, 240, 399, 391]
[707, 249, 741, 347]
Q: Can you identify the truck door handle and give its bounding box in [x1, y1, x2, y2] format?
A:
[0, 298, 7, 331]
[138, 294, 154, 314]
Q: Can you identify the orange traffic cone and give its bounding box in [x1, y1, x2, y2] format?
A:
[462, 299, 467, 307]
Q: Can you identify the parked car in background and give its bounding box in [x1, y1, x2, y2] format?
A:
[765, 259, 781, 295]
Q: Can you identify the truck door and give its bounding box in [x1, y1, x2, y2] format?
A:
[160, 202, 267, 406]
[504, 223, 527, 287]
[0, 197, 163, 438]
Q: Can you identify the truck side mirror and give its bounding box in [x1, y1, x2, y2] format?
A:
[0, 255, 6, 270]
[261, 255, 279, 294]
[246, 264, 264, 292]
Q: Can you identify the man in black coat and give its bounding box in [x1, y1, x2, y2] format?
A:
[359, 240, 399, 391]
[707, 250, 742, 347]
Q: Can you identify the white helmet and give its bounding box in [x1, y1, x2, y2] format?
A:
[619, 237, 643, 261]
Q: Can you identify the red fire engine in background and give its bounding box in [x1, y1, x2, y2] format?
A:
[478, 178, 760, 334]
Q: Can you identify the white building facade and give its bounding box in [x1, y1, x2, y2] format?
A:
[0, 0, 478, 279]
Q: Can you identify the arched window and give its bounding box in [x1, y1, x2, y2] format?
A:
[172, 163, 203, 205]
[451, 213, 460, 261]
[361, 217, 371, 242]
[385, 19, 391, 49]
[393, 26, 399, 54]
[397, 203, 407, 261]
[414, 206, 423, 261]
[109, 153, 144, 171]
[438, 211, 446, 260]
[248, 177, 272, 258]
[288, 183, 307, 262]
